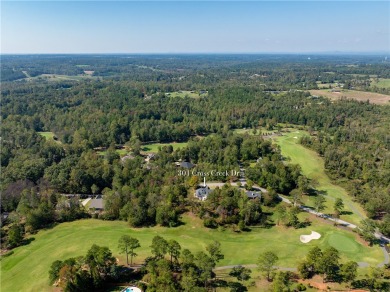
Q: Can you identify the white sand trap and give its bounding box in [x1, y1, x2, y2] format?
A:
[300, 231, 321, 243]
[294, 136, 298, 139]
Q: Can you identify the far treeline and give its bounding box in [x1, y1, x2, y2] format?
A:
[1, 55, 390, 236]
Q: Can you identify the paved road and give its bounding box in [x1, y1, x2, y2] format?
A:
[214, 264, 296, 272]
[277, 195, 358, 229]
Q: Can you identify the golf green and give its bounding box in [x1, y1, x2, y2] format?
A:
[327, 233, 359, 253]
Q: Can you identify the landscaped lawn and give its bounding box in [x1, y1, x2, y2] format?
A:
[273, 130, 366, 226]
[141, 142, 188, 153]
[1, 214, 383, 292]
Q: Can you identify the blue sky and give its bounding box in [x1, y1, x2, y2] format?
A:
[1, 1, 389, 53]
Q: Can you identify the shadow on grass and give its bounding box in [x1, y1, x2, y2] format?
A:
[21, 237, 35, 246]
[341, 210, 353, 215]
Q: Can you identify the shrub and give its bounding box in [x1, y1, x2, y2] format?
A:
[296, 283, 307, 291]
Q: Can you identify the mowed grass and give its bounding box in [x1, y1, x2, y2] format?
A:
[273, 130, 366, 226]
[371, 78, 390, 89]
[37, 132, 62, 144]
[165, 90, 207, 98]
[97, 149, 128, 156]
[141, 142, 188, 153]
[1, 214, 382, 292]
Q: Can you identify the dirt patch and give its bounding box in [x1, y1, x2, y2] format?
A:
[310, 89, 390, 105]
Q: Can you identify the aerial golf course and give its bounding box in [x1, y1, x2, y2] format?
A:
[1, 214, 383, 291]
[1, 129, 385, 292]
[273, 129, 366, 226]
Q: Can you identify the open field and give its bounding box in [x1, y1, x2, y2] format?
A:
[273, 130, 366, 226]
[165, 90, 208, 98]
[371, 78, 390, 89]
[0, 213, 382, 292]
[37, 132, 62, 144]
[141, 142, 188, 153]
[22, 73, 99, 82]
[309, 89, 390, 105]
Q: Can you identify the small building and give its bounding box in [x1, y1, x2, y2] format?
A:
[246, 190, 262, 200]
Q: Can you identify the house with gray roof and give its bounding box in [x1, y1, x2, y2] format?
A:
[89, 196, 104, 211]
[245, 190, 262, 200]
[195, 186, 212, 201]
[179, 161, 195, 169]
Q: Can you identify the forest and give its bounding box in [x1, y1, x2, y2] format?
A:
[1, 54, 390, 290]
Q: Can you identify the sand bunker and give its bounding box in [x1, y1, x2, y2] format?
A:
[294, 136, 298, 139]
[300, 231, 321, 243]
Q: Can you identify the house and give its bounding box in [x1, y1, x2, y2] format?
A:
[246, 190, 262, 200]
[194, 177, 212, 201]
[195, 186, 212, 201]
[145, 153, 156, 163]
[89, 195, 104, 211]
[179, 161, 195, 169]
[121, 154, 135, 163]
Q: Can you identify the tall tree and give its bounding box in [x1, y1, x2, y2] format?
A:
[167, 240, 181, 265]
[318, 247, 340, 283]
[118, 235, 140, 266]
[150, 235, 169, 259]
[334, 198, 344, 219]
[229, 265, 251, 281]
[274, 204, 287, 226]
[257, 251, 279, 281]
[340, 261, 358, 284]
[206, 240, 224, 263]
[313, 195, 326, 214]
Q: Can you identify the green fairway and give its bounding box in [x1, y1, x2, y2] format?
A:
[1, 214, 383, 292]
[141, 142, 188, 153]
[165, 90, 207, 98]
[273, 130, 366, 226]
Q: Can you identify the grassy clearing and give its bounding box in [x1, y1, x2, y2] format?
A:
[273, 130, 366, 226]
[309, 89, 390, 105]
[24, 73, 99, 82]
[0, 214, 383, 292]
[97, 149, 129, 156]
[165, 90, 208, 98]
[141, 142, 188, 153]
[371, 78, 390, 89]
[37, 132, 62, 144]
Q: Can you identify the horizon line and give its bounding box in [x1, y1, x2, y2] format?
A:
[2, 51, 390, 56]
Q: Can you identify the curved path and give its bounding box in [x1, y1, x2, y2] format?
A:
[206, 177, 389, 269]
